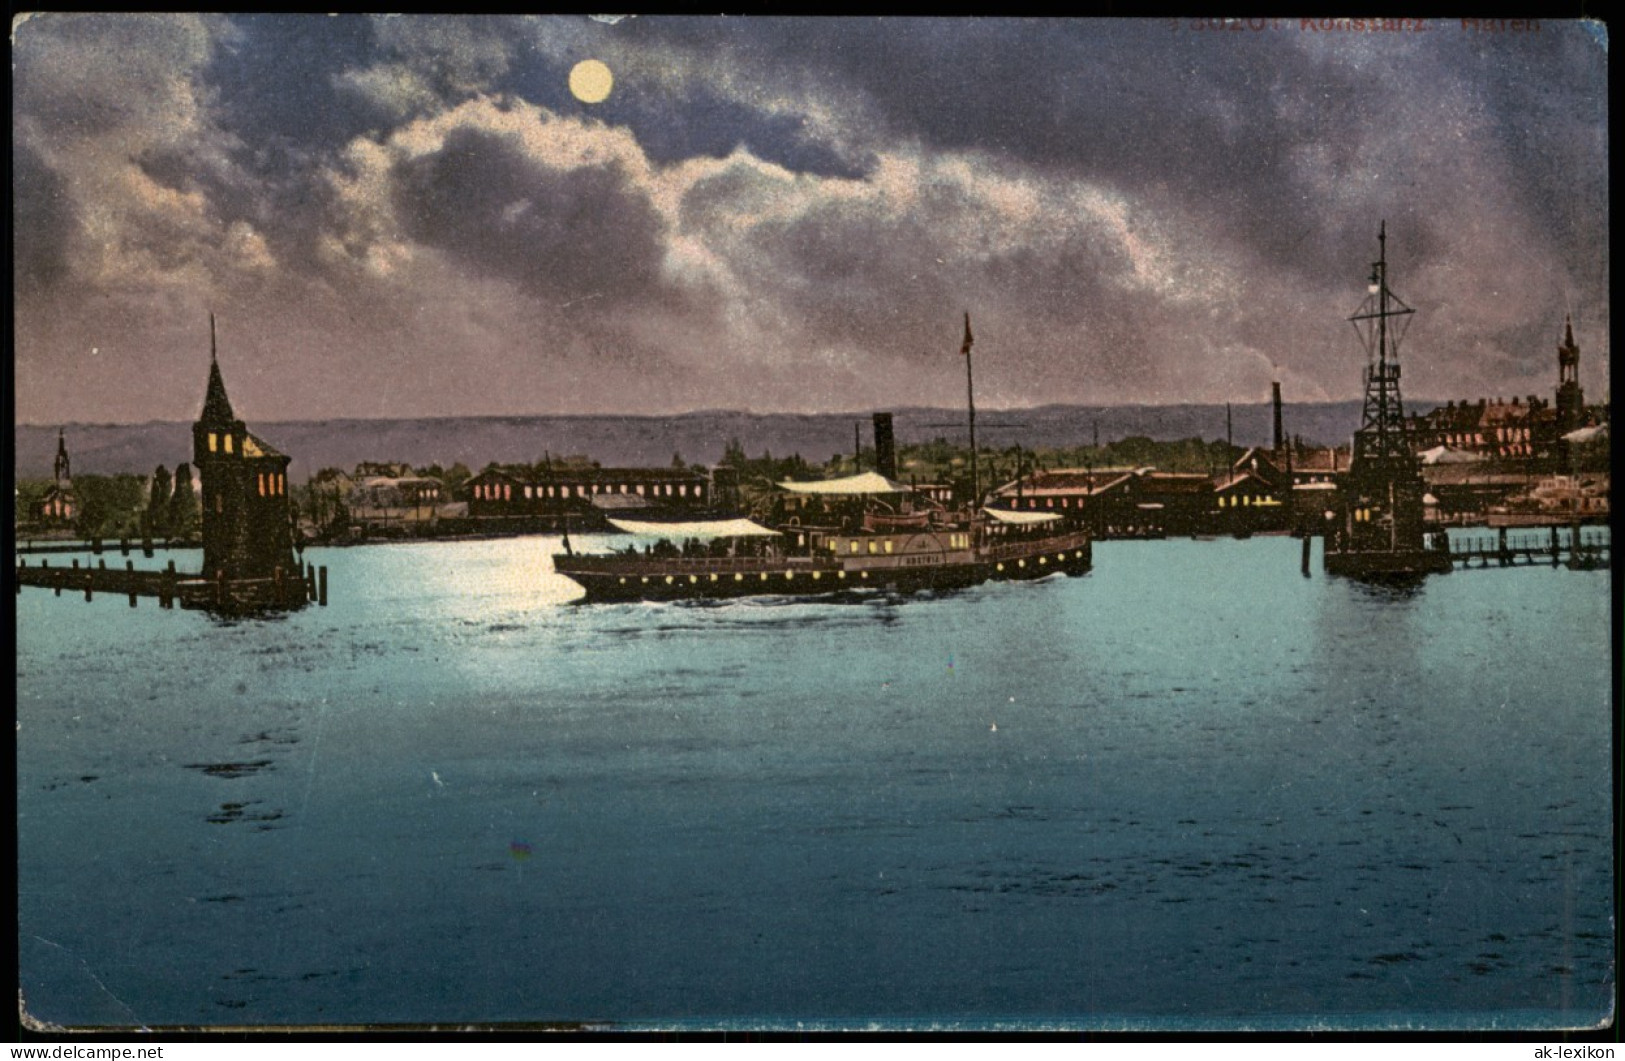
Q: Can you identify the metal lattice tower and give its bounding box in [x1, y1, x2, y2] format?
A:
[1348, 221, 1416, 472]
[1328, 222, 1439, 564]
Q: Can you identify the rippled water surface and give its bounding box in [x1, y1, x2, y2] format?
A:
[16, 534, 1614, 1029]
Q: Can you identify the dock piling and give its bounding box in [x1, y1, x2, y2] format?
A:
[127, 561, 137, 607]
[318, 566, 328, 607]
[1301, 534, 1311, 577]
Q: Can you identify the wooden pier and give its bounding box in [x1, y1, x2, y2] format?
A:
[14, 556, 327, 612]
[1446, 526, 1610, 570]
[15, 537, 198, 557]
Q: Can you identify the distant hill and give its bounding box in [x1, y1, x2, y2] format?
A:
[14, 402, 1372, 480]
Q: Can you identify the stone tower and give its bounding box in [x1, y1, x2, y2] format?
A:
[1555, 316, 1585, 434]
[192, 316, 296, 583]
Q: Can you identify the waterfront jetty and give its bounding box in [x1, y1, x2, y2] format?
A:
[14, 317, 323, 616]
[14, 556, 326, 610]
[1446, 525, 1609, 570]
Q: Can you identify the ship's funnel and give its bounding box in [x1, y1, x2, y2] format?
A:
[1272, 381, 1284, 452]
[873, 412, 897, 480]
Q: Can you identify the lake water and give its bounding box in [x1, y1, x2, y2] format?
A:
[15, 534, 1614, 1030]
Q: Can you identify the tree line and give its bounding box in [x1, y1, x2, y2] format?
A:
[15, 464, 201, 541]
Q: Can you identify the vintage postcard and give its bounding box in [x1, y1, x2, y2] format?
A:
[12, 15, 1612, 1035]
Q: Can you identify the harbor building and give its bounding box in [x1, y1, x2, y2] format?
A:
[465, 465, 713, 522]
[193, 326, 298, 583]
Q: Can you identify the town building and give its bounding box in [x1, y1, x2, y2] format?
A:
[1408, 395, 1556, 462]
[29, 429, 77, 529]
[346, 474, 446, 530]
[1555, 316, 1586, 435]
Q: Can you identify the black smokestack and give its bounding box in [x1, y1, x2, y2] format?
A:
[872, 412, 896, 480]
[1272, 381, 1284, 452]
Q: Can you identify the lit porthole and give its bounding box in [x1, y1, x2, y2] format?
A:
[1057, 554, 1065, 562]
[1018, 560, 1026, 568]
[997, 563, 1004, 572]
[785, 572, 793, 580]
[619, 577, 627, 584]
[709, 574, 717, 582]
[812, 572, 821, 580]
[760, 573, 768, 581]
[860, 571, 868, 579]
[641, 577, 649, 583]
[735, 573, 743, 581]
[666, 576, 674, 585]
[837, 571, 846, 579]
[1039, 557, 1047, 565]
[689, 575, 698, 584]
[1075, 551, 1083, 558]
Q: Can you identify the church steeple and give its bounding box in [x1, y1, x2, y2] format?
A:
[1556, 314, 1584, 434]
[53, 428, 71, 484]
[201, 314, 235, 424]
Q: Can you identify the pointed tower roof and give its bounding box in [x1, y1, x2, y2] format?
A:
[1564, 315, 1576, 348]
[200, 314, 236, 424]
[202, 356, 236, 424]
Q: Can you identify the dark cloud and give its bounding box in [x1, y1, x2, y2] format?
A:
[633, 18, 1604, 295]
[391, 124, 668, 303]
[13, 140, 73, 295]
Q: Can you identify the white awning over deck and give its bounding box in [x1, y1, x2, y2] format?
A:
[982, 507, 1063, 525]
[607, 517, 781, 538]
[777, 472, 910, 495]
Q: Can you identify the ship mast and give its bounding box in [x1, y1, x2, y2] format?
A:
[962, 312, 977, 507]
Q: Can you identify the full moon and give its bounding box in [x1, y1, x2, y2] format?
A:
[569, 59, 614, 103]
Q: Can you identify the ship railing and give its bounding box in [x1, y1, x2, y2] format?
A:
[981, 531, 1092, 562]
[556, 554, 841, 575]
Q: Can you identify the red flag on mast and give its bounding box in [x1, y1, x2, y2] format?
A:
[961, 312, 973, 356]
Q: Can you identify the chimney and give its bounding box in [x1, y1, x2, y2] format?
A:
[872, 412, 897, 480]
[1271, 381, 1284, 452]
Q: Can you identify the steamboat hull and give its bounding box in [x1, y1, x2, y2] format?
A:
[555, 534, 1091, 603]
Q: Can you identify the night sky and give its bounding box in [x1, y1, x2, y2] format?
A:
[12, 15, 1609, 424]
